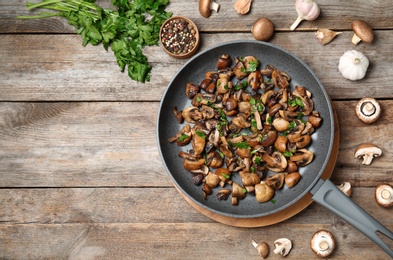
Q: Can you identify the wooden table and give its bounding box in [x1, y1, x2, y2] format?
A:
[1, 1, 392, 259]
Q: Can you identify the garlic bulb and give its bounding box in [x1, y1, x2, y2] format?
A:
[290, 0, 320, 31]
[338, 50, 369, 81]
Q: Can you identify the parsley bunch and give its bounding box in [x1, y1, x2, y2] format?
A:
[18, 0, 172, 82]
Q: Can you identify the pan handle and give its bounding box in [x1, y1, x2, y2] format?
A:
[310, 179, 393, 258]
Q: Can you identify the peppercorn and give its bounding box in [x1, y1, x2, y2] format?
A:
[161, 18, 197, 55]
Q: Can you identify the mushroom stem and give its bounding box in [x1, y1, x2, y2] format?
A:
[352, 33, 362, 45]
[210, 1, 220, 12]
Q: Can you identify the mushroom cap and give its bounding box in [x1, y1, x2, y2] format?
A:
[199, 0, 220, 18]
[354, 143, 382, 165]
[251, 17, 275, 42]
[352, 20, 374, 43]
[310, 230, 336, 257]
[355, 97, 381, 123]
[375, 184, 393, 208]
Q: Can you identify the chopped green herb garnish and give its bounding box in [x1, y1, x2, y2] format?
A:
[179, 134, 189, 142]
[195, 130, 207, 138]
[222, 173, 230, 179]
[282, 150, 294, 157]
[242, 188, 247, 194]
[231, 142, 251, 149]
[270, 199, 276, 204]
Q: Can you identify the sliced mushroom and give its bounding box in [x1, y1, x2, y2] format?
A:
[168, 124, 192, 146]
[261, 130, 277, 147]
[217, 188, 231, 200]
[355, 97, 381, 124]
[375, 184, 393, 208]
[273, 238, 292, 257]
[354, 143, 382, 165]
[199, 0, 220, 18]
[216, 54, 232, 70]
[290, 149, 314, 166]
[251, 240, 269, 258]
[239, 171, 261, 186]
[266, 173, 285, 189]
[351, 20, 374, 45]
[232, 182, 246, 202]
[263, 151, 287, 172]
[182, 107, 203, 123]
[215, 167, 231, 187]
[310, 230, 336, 257]
[185, 82, 199, 99]
[255, 181, 275, 203]
[183, 158, 206, 171]
[191, 125, 206, 155]
[337, 182, 352, 197]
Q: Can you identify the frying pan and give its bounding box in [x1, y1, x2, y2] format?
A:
[157, 40, 393, 257]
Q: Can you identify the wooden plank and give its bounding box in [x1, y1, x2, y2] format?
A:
[0, 101, 391, 188]
[1, 31, 393, 101]
[0, 187, 390, 226]
[0, 221, 392, 259]
[2, 0, 393, 34]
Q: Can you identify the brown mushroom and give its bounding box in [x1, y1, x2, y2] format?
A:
[351, 20, 374, 45]
[290, 149, 314, 166]
[272, 117, 290, 132]
[355, 97, 381, 124]
[251, 17, 275, 42]
[274, 135, 288, 153]
[252, 240, 269, 258]
[199, 0, 220, 18]
[375, 184, 393, 208]
[285, 172, 301, 188]
[310, 230, 336, 257]
[255, 181, 275, 203]
[205, 171, 221, 188]
[354, 143, 382, 165]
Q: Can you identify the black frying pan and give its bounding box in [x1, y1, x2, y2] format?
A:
[157, 41, 393, 257]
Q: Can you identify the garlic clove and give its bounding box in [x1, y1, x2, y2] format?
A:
[290, 0, 320, 31]
[316, 29, 342, 45]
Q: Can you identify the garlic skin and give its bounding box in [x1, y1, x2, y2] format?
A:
[290, 0, 320, 31]
[338, 50, 369, 81]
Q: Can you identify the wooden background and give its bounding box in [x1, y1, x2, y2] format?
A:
[1, 0, 392, 259]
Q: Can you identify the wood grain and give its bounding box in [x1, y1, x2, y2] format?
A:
[0, 101, 391, 188]
[2, 0, 393, 34]
[1, 31, 393, 101]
